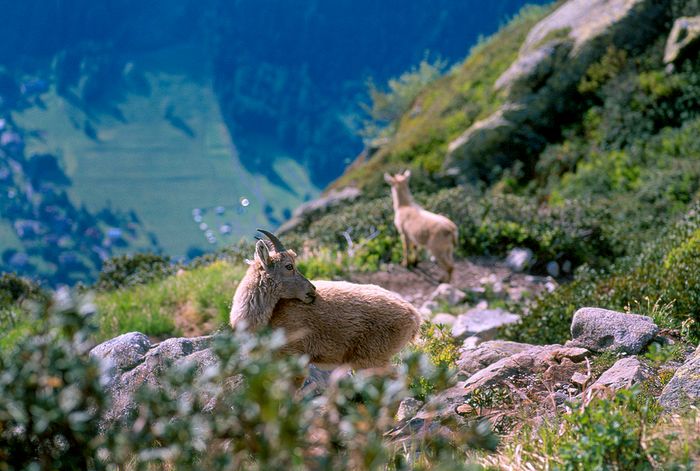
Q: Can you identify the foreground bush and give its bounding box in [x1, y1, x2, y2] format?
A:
[0, 291, 494, 470]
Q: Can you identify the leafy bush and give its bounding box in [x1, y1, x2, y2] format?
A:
[0, 291, 108, 469]
[360, 58, 447, 141]
[508, 200, 700, 345]
[531, 389, 665, 470]
[96, 253, 174, 291]
[0, 290, 494, 469]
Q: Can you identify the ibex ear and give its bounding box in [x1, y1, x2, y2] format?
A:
[384, 173, 394, 184]
[403, 169, 411, 178]
[254, 239, 270, 269]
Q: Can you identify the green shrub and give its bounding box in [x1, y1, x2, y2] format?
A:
[96, 253, 174, 291]
[508, 200, 700, 345]
[407, 322, 460, 401]
[0, 292, 108, 469]
[0, 290, 493, 469]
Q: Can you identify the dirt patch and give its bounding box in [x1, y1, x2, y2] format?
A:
[349, 257, 554, 308]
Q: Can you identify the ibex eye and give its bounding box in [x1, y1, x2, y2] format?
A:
[285, 264, 294, 271]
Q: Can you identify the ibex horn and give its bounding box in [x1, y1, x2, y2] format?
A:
[257, 229, 286, 253]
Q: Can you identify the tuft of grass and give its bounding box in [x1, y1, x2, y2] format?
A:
[95, 260, 245, 340]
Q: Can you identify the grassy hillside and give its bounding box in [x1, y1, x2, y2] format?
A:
[13, 44, 319, 257]
[332, 3, 556, 195]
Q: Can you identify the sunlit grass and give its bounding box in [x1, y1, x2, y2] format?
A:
[95, 260, 246, 340]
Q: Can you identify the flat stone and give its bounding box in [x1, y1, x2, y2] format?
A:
[568, 307, 658, 354]
[660, 346, 700, 411]
[594, 357, 653, 390]
[457, 340, 535, 376]
[451, 308, 521, 341]
[428, 283, 467, 306]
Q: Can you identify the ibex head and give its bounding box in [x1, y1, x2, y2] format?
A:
[255, 229, 316, 304]
[384, 169, 411, 187]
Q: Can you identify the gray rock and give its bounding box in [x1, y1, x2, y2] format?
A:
[424, 345, 590, 415]
[431, 313, 458, 327]
[457, 340, 535, 375]
[664, 16, 700, 64]
[444, 0, 666, 179]
[428, 283, 467, 306]
[660, 346, 700, 411]
[90, 332, 151, 373]
[546, 261, 560, 278]
[568, 307, 658, 354]
[451, 308, 521, 341]
[505, 248, 534, 272]
[396, 397, 424, 422]
[594, 357, 653, 390]
[463, 345, 590, 392]
[419, 300, 439, 318]
[91, 334, 216, 424]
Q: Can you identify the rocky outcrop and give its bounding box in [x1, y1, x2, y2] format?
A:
[277, 187, 361, 235]
[444, 0, 667, 179]
[456, 340, 535, 376]
[567, 307, 658, 354]
[421, 345, 590, 419]
[659, 345, 700, 411]
[664, 16, 700, 65]
[594, 357, 654, 391]
[90, 333, 217, 424]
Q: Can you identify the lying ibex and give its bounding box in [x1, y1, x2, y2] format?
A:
[230, 230, 421, 370]
[385, 170, 458, 282]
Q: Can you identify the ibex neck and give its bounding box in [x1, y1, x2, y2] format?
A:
[391, 186, 414, 209]
[230, 264, 279, 331]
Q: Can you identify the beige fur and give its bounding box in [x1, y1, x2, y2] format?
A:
[385, 170, 458, 282]
[230, 238, 421, 369]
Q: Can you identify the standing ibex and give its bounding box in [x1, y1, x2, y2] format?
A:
[230, 230, 421, 370]
[385, 170, 458, 282]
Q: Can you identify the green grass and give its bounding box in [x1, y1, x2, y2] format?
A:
[95, 260, 245, 340]
[12, 42, 319, 257]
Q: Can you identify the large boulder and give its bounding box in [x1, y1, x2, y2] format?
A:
[659, 345, 700, 411]
[457, 340, 535, 376]
[451, 307, 521, 341]
[567, 307, 658, 354]
[444, 0, 666, 179]
[664, 16, 700, 65]
[593, 357, 654, 391]
[90, 334, 216, 424]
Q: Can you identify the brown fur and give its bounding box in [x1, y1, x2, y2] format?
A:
[230, 239, 421, 370]
[271, 280, 421, 369]
[385, 170, 458, 282]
